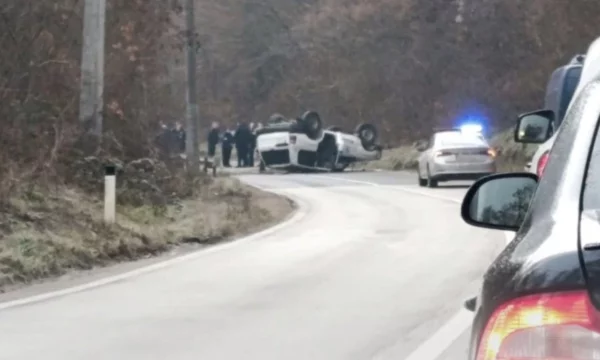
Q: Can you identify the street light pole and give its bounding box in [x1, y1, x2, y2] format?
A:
[184, 0, 200, 173]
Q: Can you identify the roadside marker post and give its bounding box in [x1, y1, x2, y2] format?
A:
[104, 164, 116, 223]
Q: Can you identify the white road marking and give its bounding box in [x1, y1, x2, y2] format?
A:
[320, 175, 461, 203]
[321, 175, 517, 360]
[0, 195, 308, 311]
[400, 309, 474, 360]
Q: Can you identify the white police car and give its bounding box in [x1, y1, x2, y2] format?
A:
[256, 111, 382, 173]
[416, 124, 496, 187]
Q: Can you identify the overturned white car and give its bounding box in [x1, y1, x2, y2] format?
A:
[256, 111, 382, 173]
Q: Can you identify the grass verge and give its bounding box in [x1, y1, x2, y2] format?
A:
[0, 176, 294, 293]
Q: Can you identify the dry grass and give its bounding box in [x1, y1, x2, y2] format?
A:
[0, 177, 294, 292]
[365, 128, 540, 173]
[362, 145, 420, 171]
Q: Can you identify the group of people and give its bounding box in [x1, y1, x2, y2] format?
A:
[206, 122, 263, 167]
[155, 120, 264, 167]
[155, 121, 186, 156]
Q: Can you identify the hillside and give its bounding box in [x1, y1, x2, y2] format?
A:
[188, 0, 599, 144]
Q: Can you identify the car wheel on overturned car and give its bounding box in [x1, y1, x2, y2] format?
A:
[354, 123, 378, 150]
[267, 113, 287, 124]
[300, 110, 323, 140]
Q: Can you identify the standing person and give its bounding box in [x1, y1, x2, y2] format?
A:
[172, 121, 186, 155]
[234, 122, 250, 167]
[155, 121, 171, 156]
[207, 121, 220, 157]
[221, 128, 234, 167]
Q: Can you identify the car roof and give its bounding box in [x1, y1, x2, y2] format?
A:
[433, 130, 487, 146]
[432, 127, 461, 134]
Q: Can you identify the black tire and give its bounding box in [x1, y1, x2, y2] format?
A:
[259, 160, 266, 173]
[375, 146, 383, 160]
[417, 170, 427, 187]
[354, 123, 378, 149]
[300, 111, 323, 140]
[426, 167, 438, 188]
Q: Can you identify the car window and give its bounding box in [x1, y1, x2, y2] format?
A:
[558, 67, 582, 124]
[434, 131, 487, 147]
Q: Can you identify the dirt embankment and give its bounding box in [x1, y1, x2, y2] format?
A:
[0, 157, 294, 293]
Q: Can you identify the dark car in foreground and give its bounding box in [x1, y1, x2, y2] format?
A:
[460, 78, 600, 359]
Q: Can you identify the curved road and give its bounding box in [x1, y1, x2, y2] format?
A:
[0, 171, 506, 360]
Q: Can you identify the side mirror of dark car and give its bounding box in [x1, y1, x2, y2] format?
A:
[461, 173, 538, 231]
[514, 109, 555, 144]
[464, 297, 477, 312]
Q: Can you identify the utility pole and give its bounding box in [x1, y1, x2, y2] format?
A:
[184, 0, 200, 173]
[79, 0, 106, 137]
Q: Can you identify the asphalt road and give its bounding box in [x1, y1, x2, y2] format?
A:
[0, 171, 507, 360]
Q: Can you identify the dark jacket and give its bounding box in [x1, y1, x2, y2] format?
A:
[234, 124, 251, 147]
[172, 128, 186, 153]
[208, 128, 220, 146]
[222, 131, 234, 148]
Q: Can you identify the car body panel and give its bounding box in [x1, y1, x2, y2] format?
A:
[418, 131, 496, 181]
[468, 79, 600, 358]
[256, 130, 381, 172]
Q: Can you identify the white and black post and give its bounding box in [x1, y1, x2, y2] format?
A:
[104, 164, 116, 223]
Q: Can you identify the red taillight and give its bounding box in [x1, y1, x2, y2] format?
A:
[476, 291, 600, 360]
[478, 148, 497, 157]
[537, 151, 550, 177]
